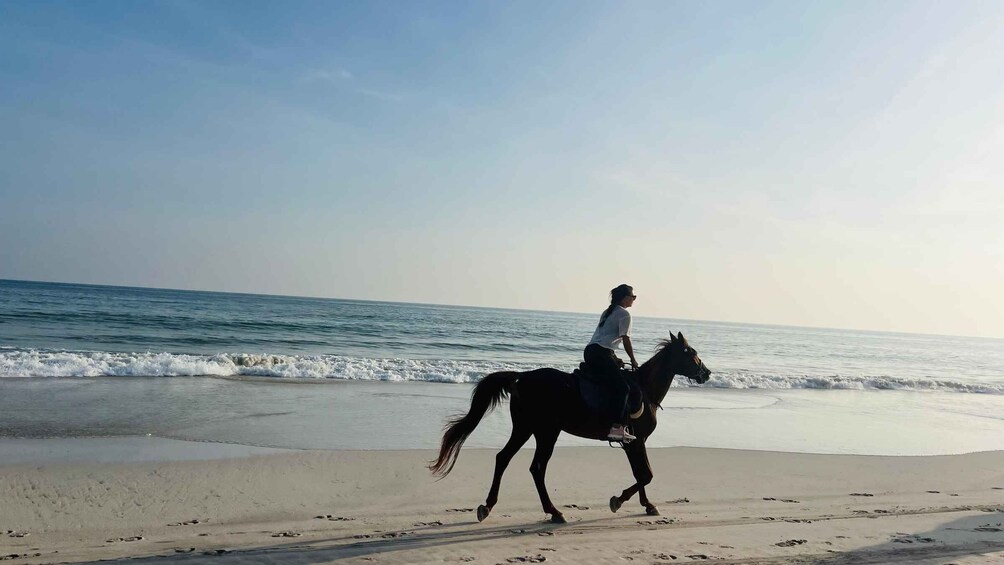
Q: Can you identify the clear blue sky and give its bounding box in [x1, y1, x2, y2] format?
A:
[2, 1, 1003, 338]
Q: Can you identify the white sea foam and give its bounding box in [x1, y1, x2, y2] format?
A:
[1, 349, 1002, 394]
[0, 349, 531, 383]
[698, 370, 1004, 394]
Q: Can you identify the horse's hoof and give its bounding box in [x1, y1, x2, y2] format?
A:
[609, 496, 623, 513]
[477, 505, 490, 522]
[646, 506, 661, 516]
[550, 513, 566, 524]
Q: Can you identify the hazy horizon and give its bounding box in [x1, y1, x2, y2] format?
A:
[3, 2, 1002, 339]
[5, 277, 1000, 342]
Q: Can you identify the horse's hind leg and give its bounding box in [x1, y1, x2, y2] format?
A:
[529, 427, 565, 523]
[478, 412, 531, 522]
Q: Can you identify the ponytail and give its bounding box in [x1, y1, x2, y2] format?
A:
[597, 284, 634, 328]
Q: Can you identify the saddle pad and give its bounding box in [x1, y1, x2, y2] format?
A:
[573, 365, 643, 421]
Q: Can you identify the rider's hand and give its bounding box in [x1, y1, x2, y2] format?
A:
[630, 360, 639, 370]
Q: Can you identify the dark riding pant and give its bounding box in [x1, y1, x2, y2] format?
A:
[583, 343, 631, 425]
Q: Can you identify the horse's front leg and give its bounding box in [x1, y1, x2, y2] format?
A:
[638, 486, 659, 516]
[609, 441, 656, 515]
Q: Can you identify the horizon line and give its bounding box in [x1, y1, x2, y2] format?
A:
[2, 277, 1000, 342]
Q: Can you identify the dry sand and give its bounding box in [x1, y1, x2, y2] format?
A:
[3, 446, 1004, 564]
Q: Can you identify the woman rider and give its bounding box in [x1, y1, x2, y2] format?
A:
[584, 284, 639, 442]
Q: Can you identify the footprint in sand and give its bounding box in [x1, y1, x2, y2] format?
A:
[849, 493, 874, 497]
[380, 531, 412, 539]
[992, 487, 1003, 490]
[537, 532, 554, 536]
[505, 555, 546, 563]
[202, 549, 231, 555]
[763, 497, 800, 503]
[775, 539, 807, 547]
[5, 531, 29, 538]
[892, 535, 935, 543]
[668, 498, 690, 504]
[653, 552, 677, 560]
[446, 508, 474, 513]
[168, 519, 201, 526]
[927, 490, 941, 493]
[315, 515, 355, 521]
[413, 520, 443, 526]
[852, 510, 870, 515]
[353, 534, 371, 539]
[562, 504, 590, 509]
[106, 536, 143, 543]
[637, 518, 675, 526]
[785, 519, 813, 523]
[974, 526, 1003, 532]
[873, 509, 891, 514]
[174, 548, 196, 554]
[1, 553, 42, 561]
[686, 555, 709, 560]
[271, 531, 302, 538]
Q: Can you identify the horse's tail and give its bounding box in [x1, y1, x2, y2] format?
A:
[428, 371, 521, 478]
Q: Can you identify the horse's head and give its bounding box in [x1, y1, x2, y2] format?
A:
[664, 331, 711, 384]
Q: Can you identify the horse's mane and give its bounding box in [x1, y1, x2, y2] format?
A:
[653, 339, 676, 353]
[646, 338, 680, 368]
[639, 338, 683, 409]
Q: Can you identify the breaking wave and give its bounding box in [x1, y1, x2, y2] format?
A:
[1, 348, 1002, 394]
[0, 349, 531, 383]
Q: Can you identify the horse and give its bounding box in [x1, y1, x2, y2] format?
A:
[428, 331, 711, 524]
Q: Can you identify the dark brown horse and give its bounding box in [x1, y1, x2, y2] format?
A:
[429, 332, 711, 523]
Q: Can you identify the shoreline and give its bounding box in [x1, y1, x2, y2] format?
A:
[7, 435, 1004, 464]
[0, 437, 297, 466]
[5, 378, 1004, 456]
[3, 444, 1004, 563]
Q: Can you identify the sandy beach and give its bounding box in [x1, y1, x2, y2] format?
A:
[3, 444, 1004, 564]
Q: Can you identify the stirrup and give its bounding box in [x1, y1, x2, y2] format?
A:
[606, 426, 636, 444]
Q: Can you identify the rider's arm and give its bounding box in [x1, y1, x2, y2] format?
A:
[621, 335, 639, 369]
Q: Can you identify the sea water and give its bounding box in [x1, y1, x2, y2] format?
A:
[2, 279, 1003, 456]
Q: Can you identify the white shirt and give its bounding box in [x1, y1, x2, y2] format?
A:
[588, 305, 632, 350]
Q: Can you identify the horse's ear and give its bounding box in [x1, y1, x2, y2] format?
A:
[677, 331, 684, 342]
[669, 333, 676, 343]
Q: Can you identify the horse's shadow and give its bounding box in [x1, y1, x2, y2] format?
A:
[809, 511, 1004, 563]
[66, 509, 1004, 563]
[73, 514, 611, 564]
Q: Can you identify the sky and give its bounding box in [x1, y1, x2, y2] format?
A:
[2, 1, 1003, 339]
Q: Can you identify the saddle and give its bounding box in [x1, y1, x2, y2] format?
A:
[572, 363, 644, 423]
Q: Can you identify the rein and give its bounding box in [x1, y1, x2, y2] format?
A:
[636, 345, 699, 411]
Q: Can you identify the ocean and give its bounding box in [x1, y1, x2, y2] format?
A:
[2, 279, 1003, 457]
